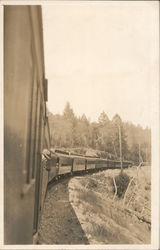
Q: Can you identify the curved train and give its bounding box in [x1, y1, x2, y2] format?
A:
[4, 6, 133, 244]
[47, 149, 132, 183]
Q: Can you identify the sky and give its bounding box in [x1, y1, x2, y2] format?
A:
[42, 1, 159, 128]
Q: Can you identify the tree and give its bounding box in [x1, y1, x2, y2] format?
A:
[112, 114, 122, 126]
[63, 102, 77, 147]
[123, 122, 151, 164]
[63, 102, 75, 121]
[73, 114, 91, 148]
[48, 105, 151, 166]
[112, 114, 128, 170]
[94, 112, 113, 154]
[98, 111, 110, 125]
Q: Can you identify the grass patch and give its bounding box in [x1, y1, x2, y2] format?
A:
[87, 179, 98, 189]
[78, 189, 97, 204]
[91, 223, 108, 238]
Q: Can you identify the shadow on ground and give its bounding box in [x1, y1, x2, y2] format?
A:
[38, 178, 89, 244]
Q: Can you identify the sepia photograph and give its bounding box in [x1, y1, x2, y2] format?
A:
[1, 0, 159, 249]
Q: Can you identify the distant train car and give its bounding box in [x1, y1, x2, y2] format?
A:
[73, 156, 86, 172]
[123, 160, 133, 168]
[86, 158, 96, 170]
[113, 160, 121, 168]
[48, 151, 59, 182]
[58, 154, 73, 175]
[4, 6, 49, 244]
[95, 159, 108, 169]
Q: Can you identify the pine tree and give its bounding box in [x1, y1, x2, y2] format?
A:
[98, 111, 109, 125]
[63, 102, 75, 121]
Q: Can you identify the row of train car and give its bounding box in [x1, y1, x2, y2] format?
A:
[47, 149, 133, 183]
[4, 6, 133, 244]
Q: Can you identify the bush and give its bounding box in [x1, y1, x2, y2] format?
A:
[114, 171, 130, 198]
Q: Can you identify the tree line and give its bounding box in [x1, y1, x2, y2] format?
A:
[48, 102, 151, 163]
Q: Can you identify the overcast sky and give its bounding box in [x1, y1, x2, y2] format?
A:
[42, 1, 159, 128]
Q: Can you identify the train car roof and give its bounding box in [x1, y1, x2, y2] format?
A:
[50, 149, 133, 164]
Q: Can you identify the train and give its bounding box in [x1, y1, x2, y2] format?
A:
[4, 5, 133, 244]
[47, 149, 132, 180]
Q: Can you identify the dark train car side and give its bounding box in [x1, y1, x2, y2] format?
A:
[4, 6, 49, 244]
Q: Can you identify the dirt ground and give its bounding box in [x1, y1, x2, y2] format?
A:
[39, 166, 151, 244]
[38, 177, 89, 244]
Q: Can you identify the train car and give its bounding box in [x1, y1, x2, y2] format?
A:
[123, 160, 133, 168]
[95, 159, 108, 169]
[4, 6, 48, 244]
[58, 154, 73, 175]
[86, 157, 96, 170]
[113, 160, 121, 168]
[105, 159, 115, 168]
[48, 151, 59, 182]
[72, 156, 86, 172]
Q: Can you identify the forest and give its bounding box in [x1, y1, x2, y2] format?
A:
[48, 102, 151, 164]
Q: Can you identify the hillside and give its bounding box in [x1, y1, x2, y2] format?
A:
[69, 166, 151, 244]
